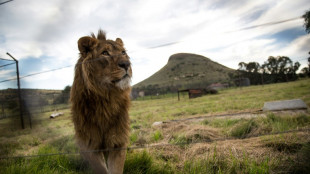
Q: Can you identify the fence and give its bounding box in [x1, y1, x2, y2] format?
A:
[0, 15, 309, 173]
[0, 119, 309, 160]
[0, 89, 70, 119]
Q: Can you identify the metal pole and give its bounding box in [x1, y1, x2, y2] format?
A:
[261, 73, 264, 87]
[6, 52, 25, 129]
[1, 90, 5, 118]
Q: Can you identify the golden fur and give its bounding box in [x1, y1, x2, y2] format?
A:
[70, 30, 132, 174]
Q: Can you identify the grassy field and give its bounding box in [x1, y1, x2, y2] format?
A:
[0, 79, 309, 173]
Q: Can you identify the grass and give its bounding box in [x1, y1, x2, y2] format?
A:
[131, 79, 310, 128]
[169, 135, 189, 147]
[124, 151, 173, 174]
[152, 130, 163, 142]
[0, 79, 309, 173]
[201, 112, 310, 137]
[182, 147, 272, 174]
[1, 146, 90, 174]
[230, 119, 257, 138]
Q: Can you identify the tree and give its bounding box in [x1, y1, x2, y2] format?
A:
[264, 56, 279, 74]
[240, 56, 300, 84]
[53, 85, 71, 104]
[302, 9, 310, 34]
[300, 67, 309, 77]
[238, 62, 247, 71]
[293, 62, 301, 72]
[63, 85, 71, 94]
[308, 53, 310, 76]
[246, 62, 260, 73]
[237, 61, 262, 85]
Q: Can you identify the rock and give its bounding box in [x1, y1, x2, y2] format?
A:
[263, 99, 308, 111]
[50, 112, 64, 119]
[152, 121, 163, 127]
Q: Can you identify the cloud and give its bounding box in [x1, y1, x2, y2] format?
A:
[0, 69, 14, 79]
[0, 0, 309, 89]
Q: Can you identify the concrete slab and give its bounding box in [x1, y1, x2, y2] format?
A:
[263, 99, 308, 111]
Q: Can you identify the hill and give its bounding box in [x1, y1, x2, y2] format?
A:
[133, 53, 236, 93]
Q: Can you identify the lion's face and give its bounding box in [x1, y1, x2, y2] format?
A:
[77, 30, 132, 91]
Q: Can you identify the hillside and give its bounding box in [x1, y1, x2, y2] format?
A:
[134, 53, 236, 90]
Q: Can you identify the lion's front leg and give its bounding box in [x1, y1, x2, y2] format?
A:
[78, 142, 108, 174]
[107, 146, 127, 174]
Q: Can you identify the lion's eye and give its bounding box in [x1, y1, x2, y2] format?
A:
[122, 51, 126, 55]
[102, 51, 109, 56]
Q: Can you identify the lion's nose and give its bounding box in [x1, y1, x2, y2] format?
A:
[118, 60, 130, 71]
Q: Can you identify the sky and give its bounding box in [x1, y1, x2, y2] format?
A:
[0, 0, 309, 89]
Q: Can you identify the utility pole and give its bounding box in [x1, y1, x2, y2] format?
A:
[6, 52, 25, 129]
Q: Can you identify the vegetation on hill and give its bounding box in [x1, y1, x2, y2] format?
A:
[133, 53, 235, 95]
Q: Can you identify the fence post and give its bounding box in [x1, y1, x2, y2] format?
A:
[1, 90, 5, 118]
[7, 53, 26, 129]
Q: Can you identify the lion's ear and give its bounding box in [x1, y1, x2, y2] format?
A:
[78, 36, 98, 54]
[116, 38, 123, 46]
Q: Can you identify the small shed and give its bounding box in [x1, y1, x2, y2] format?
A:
[138, 91, 145, 97]
[208, 83, 228, 90]
[177, 89, 203, 101]
[235, 78, 250, 87]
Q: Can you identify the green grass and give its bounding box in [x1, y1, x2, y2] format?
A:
[130, 132, 138, 145]
[152, 130, 163, 142]
[131, 79, 310, 128]
[169, 135, 189, 147]
[124, 151, 173, 174]
[0, 79, 309, 173]
[202, 113, 310, 138]
[181, 147, 272, 174]
[1, 146, 90, 174]
[230, 119, 257, 138]
[202, 118, 241, 128]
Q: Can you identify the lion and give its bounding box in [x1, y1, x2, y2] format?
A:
[70, 30, 132, 174]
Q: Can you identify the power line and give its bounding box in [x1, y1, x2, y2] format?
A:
[226, 16, 302, 33]
[19, 65, 72, 80]
[0, 128, 308, 160]
[138, 16, 303, 50]
[0, 54, 125, 83]
[0, 62, 15, 68]
[0, 0, 13, 6]
[0, 76, 17, 83]
[0, 57, 14, 61]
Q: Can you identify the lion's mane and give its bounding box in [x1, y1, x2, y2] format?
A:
[70, 30, 131, 151]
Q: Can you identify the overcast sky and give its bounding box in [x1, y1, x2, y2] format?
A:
[0, 0, 309, 89]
